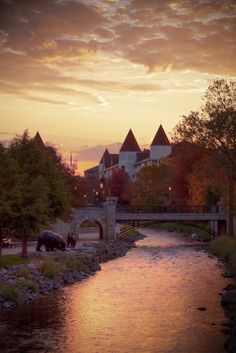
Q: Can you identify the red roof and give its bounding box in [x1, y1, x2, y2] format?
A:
[100, 149, 118, 168]
[120, 129, 141, 152]
[151, 125, 170, 146]
[34, 131, 45, 149]
[136, 149, 150, 162]
[110, 154, 119, 165]
[100, 149, 111, 168]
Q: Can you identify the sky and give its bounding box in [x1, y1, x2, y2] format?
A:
[0, 0, 235, 174]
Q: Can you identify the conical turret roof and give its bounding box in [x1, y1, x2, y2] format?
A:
[119, 129, 141, 152]
[151, 125, 170, 146]
[34, 131, 45, 149]
[100, 148, 111, 168]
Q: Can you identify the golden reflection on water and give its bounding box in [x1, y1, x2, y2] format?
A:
[59, 230, 229, 353]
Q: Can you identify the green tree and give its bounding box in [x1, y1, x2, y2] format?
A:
[45, 146, 86, 207]
[132, 163, 170, 211]
[173, 79, 236, 235]
[4, 131, 71, 257]
[0, 143, 19, 255]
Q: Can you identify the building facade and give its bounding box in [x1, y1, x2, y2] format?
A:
[98, 124, 172, 180]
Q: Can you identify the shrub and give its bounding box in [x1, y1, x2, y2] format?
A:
[17, 279, 39, 293]
[0, 285, 19, 302]
[64, 258, 84, 271]
[38, 257, 61, 279]
[209, 235, 236, 260]
[15, 268, 30, 278]
[209, 235, 236, 274]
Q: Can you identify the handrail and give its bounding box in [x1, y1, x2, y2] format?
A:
[116, 205, 224, 214]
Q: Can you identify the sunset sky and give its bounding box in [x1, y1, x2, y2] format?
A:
[0, 0, 235, 174]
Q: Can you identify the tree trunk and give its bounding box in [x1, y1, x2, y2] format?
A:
[21, 233, 28, 258]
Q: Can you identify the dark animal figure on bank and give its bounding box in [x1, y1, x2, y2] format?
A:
[36, 230, 66, 252]
[67, 232, 77, 249]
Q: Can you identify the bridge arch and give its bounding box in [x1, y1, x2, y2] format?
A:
[75, 218, 105, 240]
[118, 220, 217, 238]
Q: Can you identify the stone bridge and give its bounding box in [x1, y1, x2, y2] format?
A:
[60, 199, 231, 241]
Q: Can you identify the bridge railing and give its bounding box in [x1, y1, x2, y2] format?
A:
[116, 205, 222, 214]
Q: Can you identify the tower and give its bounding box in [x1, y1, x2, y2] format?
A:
[118, 129, 141, 179]
[150, 125, 171, 162]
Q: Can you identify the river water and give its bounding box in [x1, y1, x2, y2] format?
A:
[0, 229, 231, 353]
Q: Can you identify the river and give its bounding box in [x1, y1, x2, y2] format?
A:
[0, 229, 231, 353]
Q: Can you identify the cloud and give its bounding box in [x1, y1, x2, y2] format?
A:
[0, 0, 235, 104]
[74, 142, 122, 161]
[0, 131, 11, 135]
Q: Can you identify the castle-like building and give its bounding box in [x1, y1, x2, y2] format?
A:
[96, 124, 172, 181]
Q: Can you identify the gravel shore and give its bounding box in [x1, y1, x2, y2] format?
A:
[0, 232, 145, 311]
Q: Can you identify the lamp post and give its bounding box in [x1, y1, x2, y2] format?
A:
[168, 186, 172, 200]
[99, 182, 105, 205]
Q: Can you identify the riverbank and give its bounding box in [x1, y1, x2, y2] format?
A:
[209, 236, 236, 353]
[0, 231, 145, 311]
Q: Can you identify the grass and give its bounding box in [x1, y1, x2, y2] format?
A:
[64, 258, 84, 271]
[14, 268, 30, 278]
[209, 235, 236, 273]
[119, 224, 144, 241]
[0, 285, 19, 302]
[0, 254, 30, 268]
[17, 279, 39, 293]
[38, 257, 61, 279]
[148, 223, 212, 241]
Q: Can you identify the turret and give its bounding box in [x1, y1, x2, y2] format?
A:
[119, 129, 141, 179]
[150, 125, 171, 162]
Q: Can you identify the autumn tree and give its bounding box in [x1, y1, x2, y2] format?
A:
[169, 141, 205, 204]
[186, 152, 225, 208]
[173, 79, 236, 235]
[4, 131, 71, 257]
[132, 162, 170, 211]
[105, 169, 131, 204]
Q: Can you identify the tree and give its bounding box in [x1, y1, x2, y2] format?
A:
[105, 169, 131, 204]
[169, 141, 205, 204]
[132, 162, 170, 211]
[4, 131, 71, 257]
[45, 146, 86, 207]
[173, 79, 236, 235]
[0, 143, 20, 256]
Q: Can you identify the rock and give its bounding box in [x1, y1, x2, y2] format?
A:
[224, 284, 236, 291]
[224, 335, 236, 352]
[223, 271, 234, 278]
[221, 290, 236, 306]
[2, 301, 14, 310]
[221, 327, 232, 335]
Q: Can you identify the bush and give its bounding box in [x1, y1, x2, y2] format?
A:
[17, 279, 39, 293]
[0, 285, 19, 302]
[38, 257, 61, 279]
[209, 235, 236, 260]
[209, 235, 236, 273]
[64, 258, 84, 271]
[15, 268, 30, 278]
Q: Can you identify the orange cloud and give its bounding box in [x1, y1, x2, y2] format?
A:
[0, 0, 235, 106]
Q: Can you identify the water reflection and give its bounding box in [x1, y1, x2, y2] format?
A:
[0, 230, 230, 353]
